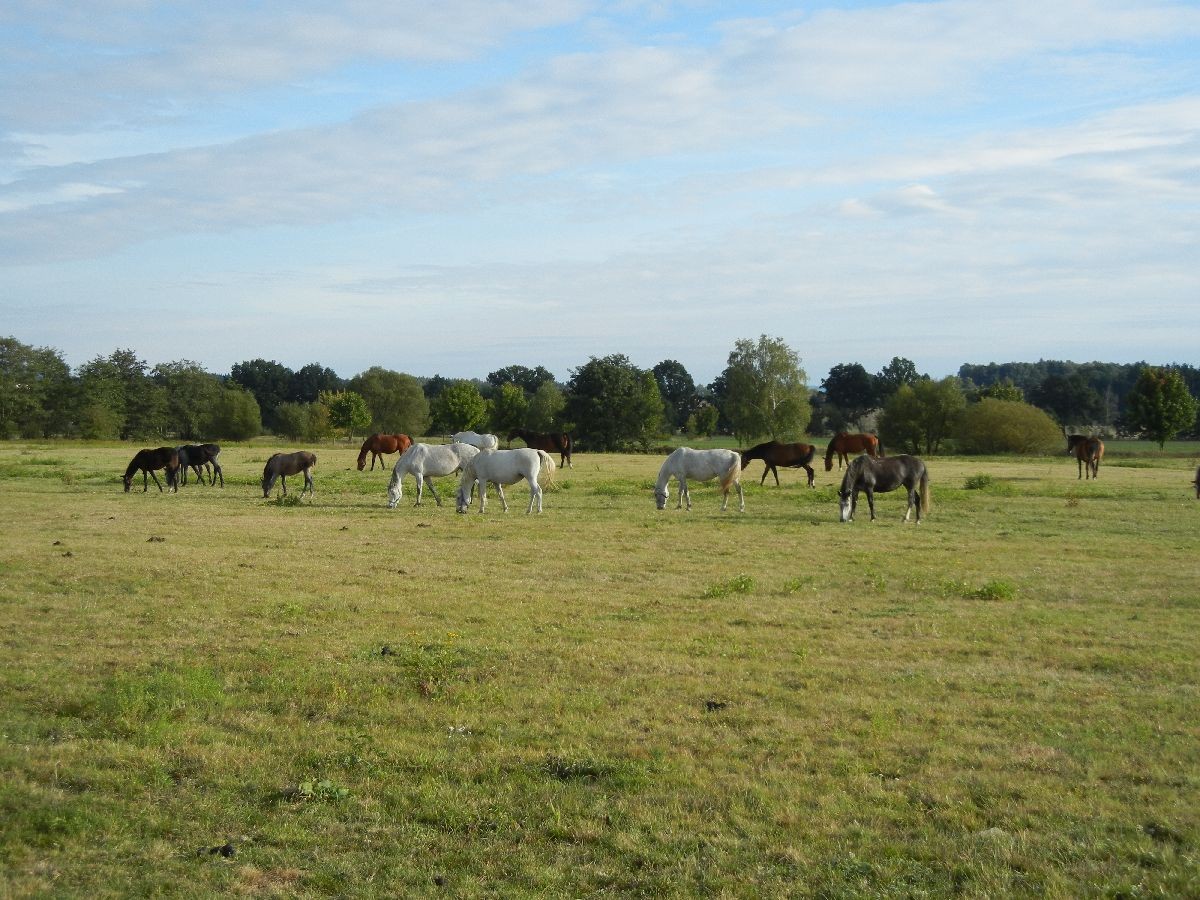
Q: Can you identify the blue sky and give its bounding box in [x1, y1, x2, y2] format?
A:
[1, 0, 1198, 385]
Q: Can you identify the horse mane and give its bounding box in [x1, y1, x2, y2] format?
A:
[357, 436, 373, 466]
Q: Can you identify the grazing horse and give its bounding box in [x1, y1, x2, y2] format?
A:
[357, 433, 412, 471]
[508, 428, 573, 468]
[262, 451, 317, 498]
[741, 440, 817, 487]
[176, 443, 223, 486]
[387, 442, 480, 508]
[123, 447, 180, 493]
[838, 454, 930, 523]
[451, 431, 499, 451]
[824, 432, 883, 471]
[1193, 466, 1199, 499]
[1066, 434, 1104, 480]
[455, 448, 555, 514]
[654, 447, 744, 512]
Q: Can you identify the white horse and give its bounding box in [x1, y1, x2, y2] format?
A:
[451, 431, 499, 451]
[654, 447, 745, 512]
[455, 448, 556, 514]
[387, 442, 480, 508]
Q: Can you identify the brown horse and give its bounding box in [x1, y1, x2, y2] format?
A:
[824, 432, 883, 471]
[508, 428, 573, 468]
[1066, 434, 1104, 480]
[1193, 466, 1199, 499]
[123, 447, 180, 493]
[357, 433, 412, 471]
[263, 451, 317, 497]
[740, 440, 817, 487]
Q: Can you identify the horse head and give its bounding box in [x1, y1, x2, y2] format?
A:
[654, 485, 669, 510]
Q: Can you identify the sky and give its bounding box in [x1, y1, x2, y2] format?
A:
[1, 0, 1198, 386]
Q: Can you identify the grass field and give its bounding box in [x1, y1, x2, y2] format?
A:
[1, 439, 1198, 898]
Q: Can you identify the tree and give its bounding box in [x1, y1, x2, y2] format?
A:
[1125, 367, 1199, 448]
[973, 379, 1024, 403]
[719, 335, 810, 443]
[429, 380, 487, 434]
[346, 367, 430, 435]
[1030, 372, 1103, 425]
[76, 349, 166, 440]
[485, 365, 555, 396]
[956, 399, 1062, 454]
[878, 377, 966, 455]
[821, 363, 877, 430]
[525, 381, 566, 432]
[875, 357, 921, 400]
[291, 363, 343, 403]
[565, 354, 664, 451]
[204, 386, 262, 440]
[320, 390, 372, 439]
[489, 382, 528, 437]
[275, 402, 313, 441]
[0, 337, 72, 438]
[230, 359, 293, 431]
[153, 360, 223, 440]
[687, 403, 719, 437]
[652, 360, 699, 431]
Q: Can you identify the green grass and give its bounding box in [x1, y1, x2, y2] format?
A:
[1, 439, 1198, 897]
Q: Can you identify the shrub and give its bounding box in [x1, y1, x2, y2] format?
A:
[956, 398, 1062, 454]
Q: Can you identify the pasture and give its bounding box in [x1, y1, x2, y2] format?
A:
[1, 440, 1197, 897]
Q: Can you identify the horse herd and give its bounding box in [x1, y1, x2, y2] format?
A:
[122, 430, 1188, 520]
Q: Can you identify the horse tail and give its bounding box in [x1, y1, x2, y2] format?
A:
[875, 438, 885, 457]
[919, 467, 931, 514]
[720, 453, 741, 493]
[537, 449, 556, 486]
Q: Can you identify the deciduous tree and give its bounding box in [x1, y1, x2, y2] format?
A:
[1125, 367, 1198, 448]
[719, 336, 810, 443]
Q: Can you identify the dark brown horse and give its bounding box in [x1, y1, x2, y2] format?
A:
[176, 443, 223, 487]
[357, 433, 412, 471]
[740, 440, 817, 487]
[123, 447, 180, 493]
[263, 451, 317, 497]
[508, 429, 573, 468]
[824, 432, 883, 471]
[1193, 466, 1199, 499]
[1066, 434, 1104, 480]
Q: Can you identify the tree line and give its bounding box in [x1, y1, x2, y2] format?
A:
[1, 334, 1196, 452]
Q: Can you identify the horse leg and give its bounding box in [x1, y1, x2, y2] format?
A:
[213, 462, 224, 487]
[804, 464, 815, 488]
[865, 487, 877, 521]
[304, 469, 314, 497]
[736, 480, 745, 513]
[425, 475, 441, 507]
[904, 487, 915, 523]
[149, 470, 163, 493]
[280, 474, 287, 496]
[496, 483, 510, 512]
[527, 482, 541, 514]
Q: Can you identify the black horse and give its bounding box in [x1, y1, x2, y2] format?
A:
[508, 429, 573, 468]
[262, 451, 317, 498]
[740, 440, 817, 487]
[838, 454, 930, 523]
[176, 443, 223, 486]
[123, 447, 180, 493]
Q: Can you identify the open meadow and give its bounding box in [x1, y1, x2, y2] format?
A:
[1, 439, 1198, 898]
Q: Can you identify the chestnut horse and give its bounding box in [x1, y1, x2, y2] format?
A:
[740, 440, 817, 487]
[508, 428, 573, 468]
[1066, 434, 1104, 480]
[824, 432, 883, 471]
[123, 447, 180, 493]
[357, 433, 412, 471]
[262, 451, 317, 497]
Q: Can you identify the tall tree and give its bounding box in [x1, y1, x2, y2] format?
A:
[878, 377, 966, 455]
[346, 367, 430, 435]
[489, 382, 528, 437]
[525, 381, 566, 432]
[821, 362, 877, 429]
[430, 380, 488, 434]
[485, 365, 555, 396]
[291, 363, 343, 403]
[77, 349, 166, 440]
[875, 357, 921, 400]
[153, 360, 223, 440]
[565, 354, 664, 451]
[230, 359, 293, 430]
[1030, 372, 1104, 425]
[719, 335, 810, 443]
[320, 390, 373, 439]
[1125, 367, 1199, 448]
[652, 359, 699, 431]
[205, 386, 262, 440]
[0, 337, 72, 438]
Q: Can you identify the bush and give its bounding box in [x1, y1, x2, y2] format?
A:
[956, 398, 1062, 455]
